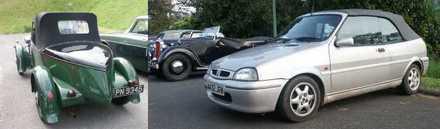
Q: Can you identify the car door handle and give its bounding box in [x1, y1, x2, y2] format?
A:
[377, 48, 386, 53]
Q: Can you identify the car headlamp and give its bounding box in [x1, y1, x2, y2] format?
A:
[233, 67, 258, 81]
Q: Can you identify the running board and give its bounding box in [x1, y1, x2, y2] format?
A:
[196, 66, 209, 70]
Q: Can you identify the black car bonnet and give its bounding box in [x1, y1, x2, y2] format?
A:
[34, 12, 100, 49]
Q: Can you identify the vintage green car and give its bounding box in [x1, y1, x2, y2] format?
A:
[101, 16, 150, 73]
[14, 12, 144, 124]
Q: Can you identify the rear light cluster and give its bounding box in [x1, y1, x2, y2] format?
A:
[47, 91, 55, 102]
[154, 41, 161, 59]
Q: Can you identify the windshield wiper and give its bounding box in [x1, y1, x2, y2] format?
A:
[292, 37, 322, 42]
[273, 37, 294, 43]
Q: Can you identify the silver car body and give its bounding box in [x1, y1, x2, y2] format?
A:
[204, 11, 429, 113]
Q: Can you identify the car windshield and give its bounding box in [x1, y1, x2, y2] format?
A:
[130, 19, 148, 35]
[199, 26, 221, 40]
[278, 14, 342, 43]
[160, 31, 182, 40]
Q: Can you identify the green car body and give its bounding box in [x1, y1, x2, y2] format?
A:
[101, 16, 150, 73]
[14, 12, 144, 124]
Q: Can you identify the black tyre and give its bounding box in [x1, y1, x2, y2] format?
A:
[111, 96, 130, 106]
[277, 75, 321, 122]
[160, 54, 192, 81]
[401, 64, 421, 95]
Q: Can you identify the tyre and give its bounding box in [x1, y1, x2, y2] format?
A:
[400, 64, 421, 95]
[277, 75, 321, 122]
[111, 96, 130, 106]
[160, 54, 192, 81]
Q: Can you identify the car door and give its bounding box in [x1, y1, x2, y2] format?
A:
[374, 18, 412, 80]
[329, 16, 392, 92]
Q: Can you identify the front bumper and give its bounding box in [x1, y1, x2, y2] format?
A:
[204, 75, 287, 113]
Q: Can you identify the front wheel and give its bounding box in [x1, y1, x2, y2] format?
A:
[160, 54, 192, 81]
[277, 76, 321, 122]
[401, 64, 421, 95]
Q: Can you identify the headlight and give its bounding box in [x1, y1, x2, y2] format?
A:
[233, 67, 258, 81]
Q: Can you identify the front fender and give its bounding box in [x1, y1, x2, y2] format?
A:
[31, 66, 60, 124]
[14, 42, 31, 73]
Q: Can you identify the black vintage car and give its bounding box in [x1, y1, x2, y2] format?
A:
[149, 26, 272, 81]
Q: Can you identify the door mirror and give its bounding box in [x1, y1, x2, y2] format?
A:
[335, 38, 354, 47]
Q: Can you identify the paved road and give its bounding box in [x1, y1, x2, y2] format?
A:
[0, 34, 148, 129]
[149, 74, 440, 129]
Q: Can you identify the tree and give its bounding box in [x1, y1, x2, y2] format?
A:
[148, 0, 176, 34]
[187, 0, 440, 56]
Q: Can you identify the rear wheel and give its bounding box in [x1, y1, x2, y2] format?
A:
[160, 54, 192, 81]
[401, 64, 421, 95]
[112, 96, 130, 106]
[277, 75, 321, 122]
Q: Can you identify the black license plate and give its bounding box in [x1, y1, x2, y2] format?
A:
[113, 85, 144, 97]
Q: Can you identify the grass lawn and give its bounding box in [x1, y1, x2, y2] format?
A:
[0, 0, 147, 34]
[422, 56, 440, 91]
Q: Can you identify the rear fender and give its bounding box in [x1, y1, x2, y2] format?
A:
[31, 66, 60, 124]
[113, 58, 142, 103]
[113, 57, 138, 81]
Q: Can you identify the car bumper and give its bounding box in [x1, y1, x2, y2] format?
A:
[421, 57, 429, 75]
[204, 75, 287, 113]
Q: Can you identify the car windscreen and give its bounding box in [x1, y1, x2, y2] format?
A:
[161, 32, 181, 40]
[130, 19, 148, 35]
[278, 14, 342, 43]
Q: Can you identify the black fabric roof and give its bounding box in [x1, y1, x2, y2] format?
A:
[34, 12, 100, 49]
[322, 9, 420, 41]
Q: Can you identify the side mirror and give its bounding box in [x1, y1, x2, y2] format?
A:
[335, 38, 354, 47]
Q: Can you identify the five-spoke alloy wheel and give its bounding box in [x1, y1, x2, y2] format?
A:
[278, 75, 321, 122]
[401, 64, 421, 95]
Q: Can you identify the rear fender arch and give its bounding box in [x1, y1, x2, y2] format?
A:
[403, 57, 425, 76]
[31, 66, 61, 123]
[113, 57, 138, 81]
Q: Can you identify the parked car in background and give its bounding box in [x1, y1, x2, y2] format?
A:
[156, 29, 202, 46]
[149, 26, 272, 81]
[101, 16, 150, 72]
[204, 9, 428, 122]
[14, 12, 144, 124]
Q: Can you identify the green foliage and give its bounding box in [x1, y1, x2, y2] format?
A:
[170, 16, 196, 29]
[148, 0, 176, 34]
[0, 0, 147, 34]
[188, 0, 440, 56]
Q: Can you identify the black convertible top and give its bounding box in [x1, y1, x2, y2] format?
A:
[335, 9, 419, 41]
[34, 12, 100, 49]
[320, 9, 420, 41]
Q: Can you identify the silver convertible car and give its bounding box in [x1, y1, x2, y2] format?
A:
[204, 9, 429, 122]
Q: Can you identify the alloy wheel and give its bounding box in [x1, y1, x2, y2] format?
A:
[407, 67, 420, 91]
[289, 82, 317, 117]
